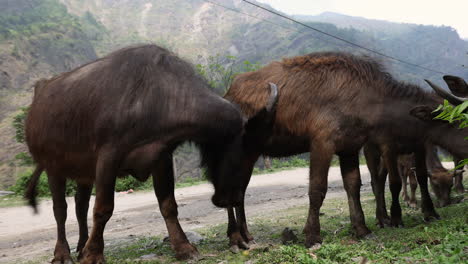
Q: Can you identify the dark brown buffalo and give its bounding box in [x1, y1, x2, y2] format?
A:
[220, 52, 468, 249]
[425, 144, 464, 206]
[24, 44, 277, 263]
[426, 75, 468, 193]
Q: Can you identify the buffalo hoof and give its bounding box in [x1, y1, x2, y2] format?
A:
[79, 254, 105, 264]
[305, 236, 322, 248]
[391, 217, 404, 228]
[361, 233, 377, 240]
[376, 217, 391, 228]
[248, 240, 257, 246]
[230, 245, 240, 254]
[51, 258, 74, 264]
[174, 243, 199, 260]
[229, 231, 250, 252]
[355, 228, 372, 239]
[241, 230, 255, 244]
[423, 212, 440, 223]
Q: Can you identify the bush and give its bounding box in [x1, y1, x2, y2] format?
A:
[115, 176, 150, 192]
[9, 170, 155, 197]
[9, 170, 76, 197]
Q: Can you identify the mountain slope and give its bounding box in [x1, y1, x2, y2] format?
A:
[1, 0, 467, 188]
[0, 0, 105, 187]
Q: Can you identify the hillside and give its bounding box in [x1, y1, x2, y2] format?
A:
[1, 0, 468, 188]
[0, 0, 105, 187]
[58, 0, 468, 83]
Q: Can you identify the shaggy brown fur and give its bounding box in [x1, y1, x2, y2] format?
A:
[222, 52, 468, 248]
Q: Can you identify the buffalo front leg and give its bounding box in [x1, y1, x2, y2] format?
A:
[415, 150, 439, 221]
[81, 150, 117, 264]
[339, 153, 371, 238]
[236, 204, 255, 243]
[48, 172, 73, 264]
[152, 153, 199, 260]
[75, 183, 93, 259]
[382, 149, 403, 227]
[227, 156, 257, 251]
[304, 142, 333, 247]
[227, 207, 249, 252]
[363, 144, 390, 227]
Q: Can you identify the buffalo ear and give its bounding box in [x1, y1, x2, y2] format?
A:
[410, 106, 434, 121]
[443, 75, 468, 97]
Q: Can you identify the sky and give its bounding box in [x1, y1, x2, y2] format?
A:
[256, 0, 468, 39]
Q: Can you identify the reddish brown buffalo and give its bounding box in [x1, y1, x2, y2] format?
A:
[24, 44, 277, 263]
[220, 52, 468, 249]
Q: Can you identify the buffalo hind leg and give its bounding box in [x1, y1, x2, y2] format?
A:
[400, 165, 409, 203]
[48, 172, 73, 264]
[382, 148, 403, 227]
[153, 153, 199, 260]
[364, 144, 390, 227]
[339, 152, 371, 238]
[304, 142, 333, 247]
[75, 183, 93, 259]
[408, 170, 418, 208]
[415, 150, 439, 221]
[81, 149, 117, 264]
[454, 158, 465, 193]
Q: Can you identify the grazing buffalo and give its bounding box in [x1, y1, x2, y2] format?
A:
[24, 44, 278, 263]
[426, 75, 468, 193]
[220, 52, 468, 249]
[365, 143, 463, 217]
[425, 145, 464, 207]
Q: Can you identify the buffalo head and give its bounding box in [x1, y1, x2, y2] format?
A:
[201, 83, 279, 208]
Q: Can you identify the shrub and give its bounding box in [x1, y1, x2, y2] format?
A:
[9, 170, 76, 197]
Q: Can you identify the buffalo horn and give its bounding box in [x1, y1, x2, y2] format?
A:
[266, 82, 279, 112]
[425, 79, 467, 106]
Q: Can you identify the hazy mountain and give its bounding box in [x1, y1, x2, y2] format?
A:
[0, 0, 467, 187]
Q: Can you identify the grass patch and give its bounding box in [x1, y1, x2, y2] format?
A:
[20, 190, 463, 264]
[101, 194, 467, 264]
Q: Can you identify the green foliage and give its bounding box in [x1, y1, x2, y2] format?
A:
[253, 156, 309, 174]
[196, 54, 260, 94]
[12, 107, 28, 143]
[114, 176, 151, 192]
[434, 100, 468, 168]
[9, 170, 76, 197]
[12, 107, 34, 166]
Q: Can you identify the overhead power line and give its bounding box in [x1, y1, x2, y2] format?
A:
[241, 0, 445, 75]
[202, 0, 349, 50]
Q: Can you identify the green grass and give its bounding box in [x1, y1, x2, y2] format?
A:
[100, 193, 467, 264]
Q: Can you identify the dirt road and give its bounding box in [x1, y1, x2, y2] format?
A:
[0, 165, 381, 263]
